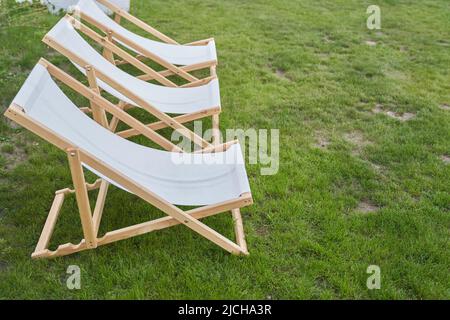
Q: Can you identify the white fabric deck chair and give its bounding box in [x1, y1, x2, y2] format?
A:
[4, 59, 252, 259]
[74, 0, 217, 84]
[43, 16, 222, 149]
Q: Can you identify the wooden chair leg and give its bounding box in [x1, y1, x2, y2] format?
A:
[210, 65, 220, 146]
[86, 66, 108, 128]
[34, 214, 245, 259]
[31, 179, 107, 259]
[33, 192, 65, 254]
[102, 31, 116, 64]
[108, 101, 127, 132]
[67, 148, 97, 249]
[212, 114, 220, 146]
[31, 196, 251, 259]
[93, 180, 109, 236]
[210, 65, 217, 78]
[232, 208, 248, 255]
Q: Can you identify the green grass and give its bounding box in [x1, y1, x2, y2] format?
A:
[0, 0, 449, 299]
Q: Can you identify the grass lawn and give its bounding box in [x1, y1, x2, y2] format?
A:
[0, 0, 449, 299]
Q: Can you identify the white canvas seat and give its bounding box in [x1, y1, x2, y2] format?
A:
[5, 60, 252, 259]
[75, 0, 217, 66]
[46, 18, 220, 115]
[13, 63, 249, 206]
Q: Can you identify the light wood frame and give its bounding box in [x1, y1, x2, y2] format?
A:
[69, 15, 215, 88]
[4, 65, 252, 259]
[82, 0, 218, 82]
[43, 16, 221, 150]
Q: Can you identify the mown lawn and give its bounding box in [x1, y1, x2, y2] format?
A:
[0, 0, 449, 299]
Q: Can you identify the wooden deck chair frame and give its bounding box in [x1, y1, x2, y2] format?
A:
[74, 0, 217, 85]
[54, 15, 221, 145]
[43, 16, 222, 150]
[68, 15, 216, 89]
[4, 59, 252, 259]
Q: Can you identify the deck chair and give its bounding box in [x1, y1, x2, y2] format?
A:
[43, 16, 222, 149]
[4, 59, 252, 259]
[73, 0, 217, 84]
[61, 14, 215, 89]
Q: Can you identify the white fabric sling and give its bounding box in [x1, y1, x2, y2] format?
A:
[13, 63, 250, 206]
[45, 18, 221, 115]
[75, 0, 217, 66]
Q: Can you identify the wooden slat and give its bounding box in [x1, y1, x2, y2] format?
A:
[187, 192, 253, 218]
[137, 60, 216, 81]
[80, 107, 92, 114]
[98, 193, 252, 246]
[32, 240, 87, 259]
[56, 179, 102, 195]
[184, 38, 214, 46]
[115, 54, 146, 66]
[194, 140, 239, 154]
[181, 76, 215, 88]
[116, 107, 220, 138]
